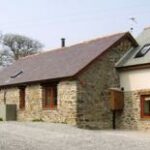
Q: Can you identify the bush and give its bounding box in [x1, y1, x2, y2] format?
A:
[32, 118, 43, 122]
[0, 118, 3, 121]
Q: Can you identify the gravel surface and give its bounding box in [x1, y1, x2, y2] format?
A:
[0, 122, 150, 150]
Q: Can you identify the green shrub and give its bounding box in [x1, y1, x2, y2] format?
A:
[0, 118, 3, 121]
[32, 118, 43, 122]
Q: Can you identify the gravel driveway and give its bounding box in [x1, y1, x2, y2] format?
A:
[0, 122, 150, 150]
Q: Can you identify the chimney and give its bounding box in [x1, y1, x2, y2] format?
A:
[61, 38, 65, 47]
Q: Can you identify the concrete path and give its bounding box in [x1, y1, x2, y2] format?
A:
[0, 122, 150, 150]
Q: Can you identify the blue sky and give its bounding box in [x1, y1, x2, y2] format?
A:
[0, 0, 150, 50]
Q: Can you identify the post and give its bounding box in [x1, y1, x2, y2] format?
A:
[112, 110, 116, 129]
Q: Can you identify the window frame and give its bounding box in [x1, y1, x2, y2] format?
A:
[42, 83, 57, 110]
[19, 86, 26, 110]
[140, 95, 150, 119]
[135, 44, 150, 58]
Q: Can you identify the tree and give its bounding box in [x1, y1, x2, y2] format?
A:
[0, 33, 43, 66]
[0, 47, 14, 67]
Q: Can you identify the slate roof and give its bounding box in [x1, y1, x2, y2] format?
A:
[0, 32, 137, 87]
[116, 27, 150, 69]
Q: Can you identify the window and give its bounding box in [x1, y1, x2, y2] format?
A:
[135, 44, 150, 58]
[141, 95, 150, 118]
[19, 86, 26, 110]
[11, 70, 23, 78]
[42, 84, 57, 109]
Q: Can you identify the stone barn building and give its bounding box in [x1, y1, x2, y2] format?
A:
[0, 32, 137, 129]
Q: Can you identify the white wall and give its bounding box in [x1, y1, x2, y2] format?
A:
[120, 68, 150, 91]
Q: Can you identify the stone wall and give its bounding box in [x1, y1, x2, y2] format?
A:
[57, 81, 77, 124]
[0, 88, 19, 106]
[116, 89, 150, 130]
[18, 84, 42, 121]
[76, 39, 133, 129]
[0, 81, 78, 125]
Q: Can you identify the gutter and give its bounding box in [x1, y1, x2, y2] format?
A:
[116, 63, 150, 71]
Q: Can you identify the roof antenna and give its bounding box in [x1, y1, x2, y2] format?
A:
[129, 17, 137, 24]
[129, 17, 137, 33]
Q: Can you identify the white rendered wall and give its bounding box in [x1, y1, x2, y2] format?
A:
[120, 68, 150, 91]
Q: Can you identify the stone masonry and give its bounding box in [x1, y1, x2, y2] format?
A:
[75, 39, 133, 129]
[0, 81, 77, 125]
[116, 89, 150, 130]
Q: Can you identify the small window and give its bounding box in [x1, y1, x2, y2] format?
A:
[19, 86, 26, 110]
[42, 84, 57, 109]
[135, 44, 150, 58]
[141, 95, 150, 118]
[11, 70, 23, 78]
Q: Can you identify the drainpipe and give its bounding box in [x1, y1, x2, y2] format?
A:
[3, 88, 7, 104]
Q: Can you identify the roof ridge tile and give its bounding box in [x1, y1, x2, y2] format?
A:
[20, 32, 127, 61]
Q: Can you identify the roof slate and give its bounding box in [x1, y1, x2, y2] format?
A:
[0, 32, 135, 87]
[116, 28, 150, 68]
